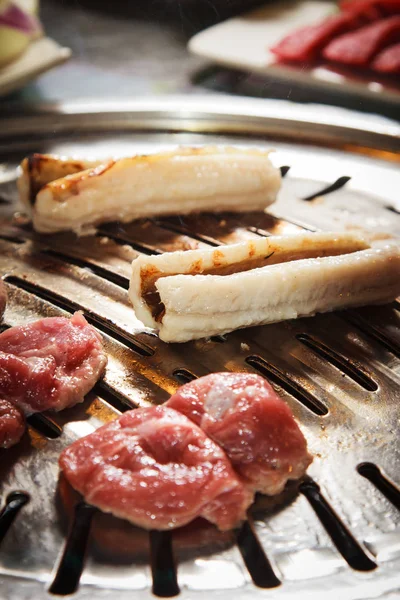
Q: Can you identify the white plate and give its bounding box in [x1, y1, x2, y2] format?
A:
[188, 0, 400, 105]
[0, 36, 71, 97]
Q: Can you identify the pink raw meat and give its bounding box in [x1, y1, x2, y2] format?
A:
[167, 373, 312, 496]
[372, 41, 400, 71]
[340, 0, 400, 17]
[270, 12, 364, 62]
[323, 15, 400, 65]
[0, 399, 25, 449]
[0, 311, 107, 414]
[59, 406, 253, 531]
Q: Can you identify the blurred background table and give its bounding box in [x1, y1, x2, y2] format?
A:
[1, 0, 399, 119]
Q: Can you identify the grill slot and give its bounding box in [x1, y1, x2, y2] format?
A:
[0, 492, 30, 545]
[246, 355, 328, 416]
[49, 503, 96, 596]
[150, 530, 180, 598]
[5, 276, 155, 358]
[154, 218, 222, 247]
[41, 249, 130, 290]
[357, 463, 400, 511]
[296, 334, 378, 391]
[172, 369, 198, 385]
[280, 166, 290, 177]
[302, 176, 351, 201]
[299, 480, 376, 572]
[344, 312, 400, 359]
[27, 414, 63, 439]
[236, 520, 281, 589]
[96, 228, 163, 255]
[95, 381, 138, 412]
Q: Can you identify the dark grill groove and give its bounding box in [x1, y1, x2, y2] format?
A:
[303, 176, 351, 201]
[358, 463, 400, 511]
[246, 355, 328, 416]
[296, 334, 378, 391]
[5, 276, 154, 358]
[49, 503, 96, 596]
[27, 414, 63, 439]
[299, 479, 376, 572]
[0, 492, 30, 545]
[150, 530, 180, 598]
[236, 519, 281, 588]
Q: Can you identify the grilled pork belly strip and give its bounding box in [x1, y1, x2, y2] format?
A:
[18, 147, 281, 234]
[18, 154, 103, 209]
[129, 232, 400, 343]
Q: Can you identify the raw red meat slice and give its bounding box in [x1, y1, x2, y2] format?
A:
[340, 0, 400, 18]
[167, 373, 312, 496]
[372, 41, 400, 71]
[270, 12, 364, 62]
[0, 399, 25, 449]
[0, 280, 6, 320]
[323, 16, 400, 65]
[59, 406, 253, 531]
[0, 312, 107, 414]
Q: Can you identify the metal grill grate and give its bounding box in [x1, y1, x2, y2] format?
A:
[0, 100, 399, 600]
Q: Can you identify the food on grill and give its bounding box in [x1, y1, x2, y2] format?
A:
[0, 279, 6, 320]
[167, 372, 312, 495]
[18, 154, 103, 209]
[59, 405, 253, 531]
[0, 399, 25, 449]
[0, 311, 107, 415]
[323, 16, 400, 66]
[372, 41, 400, 72]
[17, 147, 281, 234]
[129, 231, 400, 343]
[270, 2, 400, 73]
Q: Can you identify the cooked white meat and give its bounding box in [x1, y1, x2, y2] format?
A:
[129, 231, 400, 343]
[18, 147, 281, 234]
[18, 154, 103, 211]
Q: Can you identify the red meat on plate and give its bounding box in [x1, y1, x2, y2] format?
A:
[340, 0, 400, 17]
[270, 12, 365, 62]
[323, 15, 400, 65]
[372, 41, 400, 71]
[0, 399, 25, 449]
[167, 372, 312, 495]
[0, 311, 107, 414]
[59, 406, 253, 531]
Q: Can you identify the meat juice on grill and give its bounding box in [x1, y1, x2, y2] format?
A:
[0, 311, 107, 415]
[167, 373, 312, 496]
[59, 406, 253, 531]
[0, 399, 25, 449]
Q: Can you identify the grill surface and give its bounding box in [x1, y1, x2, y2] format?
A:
[0, 98, 399, 600]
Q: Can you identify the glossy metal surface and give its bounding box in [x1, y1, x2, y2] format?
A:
[0, 99, 399, 599]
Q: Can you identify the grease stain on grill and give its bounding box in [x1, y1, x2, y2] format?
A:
[150, 530, 180, 597]
[299, 479, 376, 572]
[246, 355, 328, 416]
[172, 369, 198, 385]
[236, 519, 281, 588]
[41, 249, 130, 290]
[0, 491, 30, 545]
[5, 276, 155, 358]
[27, 414, 63, 439]
[49, 502, 96, 596]
[303, 176, 351, 201]
[358, 463, 400, 511]
[296, 333, 378, 392]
